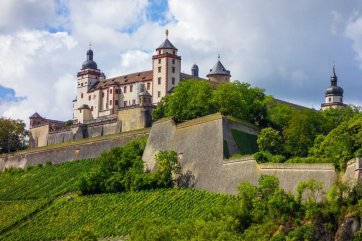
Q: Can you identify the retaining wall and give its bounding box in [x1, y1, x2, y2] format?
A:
[143, 114, 356, 194]
[0, 129, 149, 170]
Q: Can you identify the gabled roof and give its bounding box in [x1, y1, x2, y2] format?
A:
[207, 60, 231, 77]
[90, 70, 153, 91]
[156, 39, 177, 50]
[180, 73, 206, 81]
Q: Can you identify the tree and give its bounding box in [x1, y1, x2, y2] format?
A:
[264, 96, 295, 130]
[154, 150, 181, 188]
[0, 118, 28, 153]
[257, 127, 284, 155]
[166, 80, 215, 122]
[283, 109, 323, 157]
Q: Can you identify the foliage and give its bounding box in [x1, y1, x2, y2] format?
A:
[286, 156, 329, 164]
[0, 159, 97, 200]
[296, 178, 323, 204]
[264, 96, 295, 130]
[257, 127, 284, 154]
[1, 189, 236, 241]
[79, 138, 181, 194]
[64, 229, 97, 241]
[165, 80, 215, 122]
[0, 199, 47, 231]
[153, 150, 181, 188]
[152, 79, 267, 125]
[254, 151, 286, 163]
[308, 115, 362, 171]
[0, 117, 28, 153]
[283, 109, 323, 157]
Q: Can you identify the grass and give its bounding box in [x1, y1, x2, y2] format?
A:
[231, 128, 259, 155]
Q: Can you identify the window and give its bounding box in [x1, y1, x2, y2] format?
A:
[130, 85, 133, 92]
[173, 50, 176, 54]
[158, 66, 161, 73]
[158, 91, 161, 97]
[81, 93, 83, 98]
[91, 106, 93, 111]
[110, 100, 112, 105]
[340, 97, 343, 102]
[172, 59, 175, 64]
[88, 95, 91, 101]
[124, 86, 127, 93]
[132, 99, 136, 105]
[110, 89, 112, 94]
[158, 77, 161, 85]
[115, 100, 118, 106]
[124, 101, 127, 107]
[115, 89, 119, 94]
[147, 83, 151, 90]
[102, 92, 104, 97]
[158, 59, 161, 64]
[172, 77, 175, 85]
[328, 97, 331, 102]
[158, 50, 161, 55]
[81, 83, 83, 86]
[172, 67, 175, 73]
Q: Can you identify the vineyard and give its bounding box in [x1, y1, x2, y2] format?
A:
[1, 189, 237, 240]
[0, 158, 238, 240]
[0, 159, 97, 200]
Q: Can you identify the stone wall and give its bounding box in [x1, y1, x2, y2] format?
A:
[0, 129, 149, 170]
[29, 125, 49, 148]
[143, 114, 354, 194]
[117, 106, 152, 132]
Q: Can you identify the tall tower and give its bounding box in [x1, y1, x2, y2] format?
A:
[152, 30, 181, 104]
[191, 63, 199, 77]
[207, 55, 231, 83]
[73, 46, 102, 122]
[321, 66, 346, 110]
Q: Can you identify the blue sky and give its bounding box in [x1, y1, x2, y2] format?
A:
[0, 0, 362, 124]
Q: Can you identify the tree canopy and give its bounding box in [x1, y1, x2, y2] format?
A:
[0, 118, 28, 154]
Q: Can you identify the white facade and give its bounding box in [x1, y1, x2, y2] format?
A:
[72, 36, 182, 124]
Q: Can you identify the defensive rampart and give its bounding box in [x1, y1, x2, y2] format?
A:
[143, 114, 360, 194]
[0, 129, 149, 170]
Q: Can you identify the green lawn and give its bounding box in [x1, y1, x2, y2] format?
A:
[231, 128, 259, 155]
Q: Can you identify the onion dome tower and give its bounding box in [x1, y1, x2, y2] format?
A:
[321, 65, 346, 110]
[207, 54, 231, 83]
[191, 63, 199, 77]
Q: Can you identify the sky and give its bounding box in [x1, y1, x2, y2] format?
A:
[0, 0, 362, 125]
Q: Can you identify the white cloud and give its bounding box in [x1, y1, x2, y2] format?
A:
[1, 0, 362, 125]
[0, 30, 77, 122]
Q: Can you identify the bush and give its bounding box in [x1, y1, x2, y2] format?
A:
[64, 229, 97, 241]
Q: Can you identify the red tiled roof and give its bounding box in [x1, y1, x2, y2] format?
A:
[90, 70, 153, 91]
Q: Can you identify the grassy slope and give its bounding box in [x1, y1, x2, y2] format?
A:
[0, 158, 237, 241]
[231, 128, 259, 155]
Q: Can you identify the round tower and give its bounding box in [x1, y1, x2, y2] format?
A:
[207, 54, 231, 83]
[321, 65, 346, 110]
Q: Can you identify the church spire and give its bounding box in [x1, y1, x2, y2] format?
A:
[331, 65, 337, 86]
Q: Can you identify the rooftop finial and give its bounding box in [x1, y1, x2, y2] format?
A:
[218, 53, 220, 61]
[89, 41, 92, 49]
[165, 29, 169, 38]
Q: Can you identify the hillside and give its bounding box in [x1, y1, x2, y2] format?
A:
[0, 160, 237, 240]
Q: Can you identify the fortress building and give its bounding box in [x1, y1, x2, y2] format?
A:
[29, 31, 231, 148]
[321, 66, 346, 110]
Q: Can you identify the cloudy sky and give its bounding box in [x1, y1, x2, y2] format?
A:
[0, 0, 362, 125]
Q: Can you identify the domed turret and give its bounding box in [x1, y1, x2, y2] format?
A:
[321, 65, 346, 110]
[82, 47, 98, 70]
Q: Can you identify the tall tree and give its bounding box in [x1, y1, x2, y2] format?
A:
[0, 118, 28, 153]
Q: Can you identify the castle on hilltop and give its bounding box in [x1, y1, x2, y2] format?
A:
[28, 31, 232, 148]
[28, 30, 346, 148]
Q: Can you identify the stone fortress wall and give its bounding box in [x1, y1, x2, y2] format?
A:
[143, 113, 360, 194]
[0, 129, 149, 170]
[2, 113, 361, 195]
